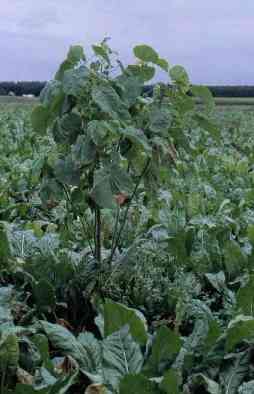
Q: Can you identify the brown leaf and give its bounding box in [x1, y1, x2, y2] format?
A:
[115, 193, 129, 206]
[85, 384, 107, 394]
[56, 318, 74, 332]
[16, 367, 33, 385]
[55, 355, 78, 375]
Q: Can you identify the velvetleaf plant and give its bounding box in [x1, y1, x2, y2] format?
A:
[31, 39, 216, 278]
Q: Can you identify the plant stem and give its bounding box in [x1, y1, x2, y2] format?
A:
[80, 215, 95, 258]
[109, 158, 151, 263]
[95, 205, 102, 266]
[1, 369, 6, 394]
[109, 205, 120, 266]
[63, 183, 95, 257]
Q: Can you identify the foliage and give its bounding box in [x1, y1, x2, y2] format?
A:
[1, 39, 254, 393]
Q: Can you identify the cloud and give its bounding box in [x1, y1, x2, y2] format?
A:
[0, 0, 253, 83]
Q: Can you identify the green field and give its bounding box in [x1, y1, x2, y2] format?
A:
[1, 94, 254, 107]
[1, 96, 254, 392]
[2, 40, 254, 392]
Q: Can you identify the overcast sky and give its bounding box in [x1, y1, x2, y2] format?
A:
[1, 0, 253, 84]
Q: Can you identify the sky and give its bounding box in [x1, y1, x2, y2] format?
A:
[0, 0, 254, 84]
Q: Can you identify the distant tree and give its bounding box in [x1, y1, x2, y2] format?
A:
[0, 86, 7, 95]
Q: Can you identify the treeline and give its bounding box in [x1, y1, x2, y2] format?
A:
[144, 85, 254, 98]
[1, 81, 254, 98]
[0, 82, 46, 97]
[207, 86, 254, 98]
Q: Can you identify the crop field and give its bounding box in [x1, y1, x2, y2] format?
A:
[2, 43, 254, 393]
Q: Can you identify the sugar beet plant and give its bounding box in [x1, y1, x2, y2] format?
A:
[32, 39, 216, 281]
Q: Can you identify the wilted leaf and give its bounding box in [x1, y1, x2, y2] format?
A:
[85, 383, 107, 394]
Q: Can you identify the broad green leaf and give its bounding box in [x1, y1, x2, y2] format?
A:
[54, 155, 81, 186]
[204, 319, 222, 351]
[92, 83, 130, 121]
[155, 58, 169, 72]
[224, 240, 247, 278]
[40, 178, 64, 207]
[77, 332, 102, 377]
[191, 85, 215, 111]
[0, 286, 14, 325]
[116, 74, 143, 107]
[31, 334, 51, 368]
[236, 274, 254, 315]
[127, 64, 155, 82]
[87, 120, 109, 146]
[72, 134, 96, 167]
[40, 321, 98, 374]
[52, 113, 82, 145]
[33, 279, 56, 313]
[144, 326, 182, 376]
[120, 126, 152, 155]
[0, 222, 12, 261]
[0, 226, 36, 259]
[194, 113, 220, 142]
[247, 225, 254, 245]
[102, 326, 143, 391]
[170, 65, 189, 87]
[226, 315, 254, 351]
[62, 65, 90, 97]
[92, 44, 110, 63]
[205, 271, 226, 293]
[39, 80, 65, 119]
[67, 45, 85, 63]
[90, 174, 115, 209]
[55, 45, 85, 80]
[120, 374, 158, 394]
[109, 163, 134, 194]
[0, 333, 19, 372]
[104, 300, 148, 346]
[160, 369, 181, 394]
[133, 45, 159, 63]
[220, 350, 250, 394]
[148, 102, 173, 135]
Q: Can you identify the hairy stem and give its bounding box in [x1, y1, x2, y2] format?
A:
[95, 205, 102, 266]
